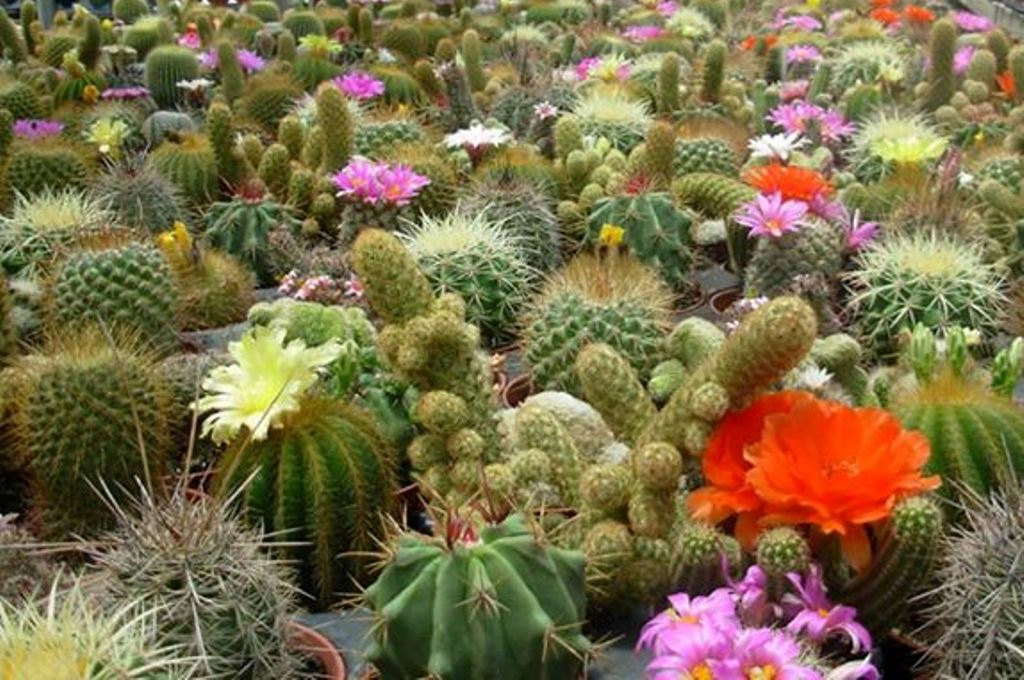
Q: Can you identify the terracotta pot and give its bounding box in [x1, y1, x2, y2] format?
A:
[287, 621, 347, 679]
[501, 374, 532, 409]
[709, 286, 742, 316]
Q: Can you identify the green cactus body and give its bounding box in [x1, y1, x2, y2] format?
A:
[282, 10, 325, 39]
[355, 119, 424, 156]
[576, 342, 657, 446]
[666, 317, 726, 368]
[123, 17, 166, 58]
[364, 514, 591, 680]
[2, 143, 89, 202]
[674, 138, 740, 177]
[923, 19, 957, 111]
[439, 62, 478, 131]
[113, 0, 148, 22]
[216, 40, 245, 103]
[978, 156, 1023, 192]
[257, 144, 292, 202]
[11, 329, 170, 535]
[755, 527, 810, 600]
[0, 8, 27, 62]
[513, 405, 584, 507]
[147, 133, 219, 206]
[205, 196, 301, 287]
[659, 52, 681, 114]
[206, 102, 246, 191]
[672, 522, 729, 596]
[50, 240, 179, 353]
[238, 74, 305, 132]
[743, 219, 845, 298]
[315, 84, 354, 173]
[215, 399, 396, 607]
[673, 172, 756, 218]
[461, 29, 487, 92]
[700, 40, 726, 103]
[78, 15, 101, 70]
[145, 46, 200, 109]
[0, 81, 43, 120]
[40, 33, 77, 67]
[293, 55, 343, 90]
[586, 193, 694, 290]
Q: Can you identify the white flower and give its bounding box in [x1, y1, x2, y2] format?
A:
[193, 326, 342, 444]
[443, 121, 512, 149]
[533, 101, 558, 120]
[795, 365, 834, 390]
[176, 77, 214, 91]
[958, 171, 975, 187]
[748, 132, 808, 162]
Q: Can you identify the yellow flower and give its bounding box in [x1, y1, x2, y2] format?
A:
[101, 18, 113, 30]
[156, 221, 194, 268]
[82, 84, 100, 104]
[193, 327, 342, 444]
[599, 223, 625, 247]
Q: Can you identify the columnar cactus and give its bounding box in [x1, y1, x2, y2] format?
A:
[923, 19, 956, 111]
[315, 83, 354, 173]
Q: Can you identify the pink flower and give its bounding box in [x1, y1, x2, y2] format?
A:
[335, 71, 385, 100]
[827, 658, 881, 680]
[333, 157, 383, 203]
[637, 590, 738, 656]
[769, 101, 854, 143]
[178, 30, 201, 49]
[575, 56, 601, 80]
[953, 10, 994, 32]
[784, 567, 873, 653]
[101, 86, 150, 100]
[786, 45, 821, 65]
[954, 45, 976, 76]
[781, 80, 810, 102]
[344, 274, 364, 300]
[808, 193, 846, 222]
[728, 628, 821, 680]
[725, 564, 776, 626]
[198, 49, 218, 69]
[375, 164, 430, 206]
[784, 14, 823, 31]
[646, 627, 738, 680]
[623, 25, 665, 42]
[236, 49, 265, 74]
[734, 192, 810, 238]
[656, 0, 678, 16]
[844, 208, 879, 250]
[12, 118, 64, 139]
[533, 101, 558, 120]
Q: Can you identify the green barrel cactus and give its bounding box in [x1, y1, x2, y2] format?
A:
[364, 513, 592, 680]
[144, 45, 200, 109]
[674, 138, 740, 177]
[146, 133, 219, 206]
[744, 218, 846, 297]
[204, 193, 302, 287]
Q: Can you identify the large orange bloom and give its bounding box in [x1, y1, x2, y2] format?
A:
[742, 164, 832, 203]
[688, 391, 814, 547]
[745, 398, 940, 572]
[903, 5, 934, 23]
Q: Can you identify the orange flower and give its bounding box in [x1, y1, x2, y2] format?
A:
[764, 35, 779, 49]
[742, 164, 832, 202]
[870, 0, 892, 7]
[903, 5, 934, 23]
[997, 71, 1017, 98]
[688, 391, 814, 548]
[745, 399, 940, 572]
[870, 7, 901, 24]
[741, 35, 757, 51]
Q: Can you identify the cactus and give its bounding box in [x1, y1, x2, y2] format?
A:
[204, 191, 302, 287]
[0, 515, 59, 605]
[206, 101, 247, 191]
[238, 74, 304, 132]
[922, 19, 956, 111]
[354, 118, 424, 156]
[672, 522, 732, 596]
[216, 40, 245, 103]
[1, 142, 89, 203]
[658, 52, 681, 114]
[257, 143, 292, 202]
[674, 138, 740, 177]
[9, 328, 170, 535]
[357, 7, 373, 44]
[147, 133, 219, 206]
[755, 527, 810, 600]
[145, 46, 200, 109]
[673, 171, 756, 218]
[91, 491, 298, 677]
[576, 343, 656, 446]
[921, 484, 1024, 678]
[142, 111, 197, 148]
[573, 91, 652, 152]
[642, 122, 676, 187]
[439, 61, 478, 131]
[48, 237, 180, 353]
[40, 33, 77, 67]
[461, 29, 487, 92]
[276, 116, 304, 161]
[512, 405, 585, 507]
[586, 193, 694, 290]
[113, 0, 148, 22]
[967, 48, 998, 89]
[277, 31, 296, 61]
[744, 219, 845, 298]
[215, 398, 395, 607]
[848, 232, 1005, 357]
[363, 513, 592, 680]
[282, 10, 325, 39]
[78, 15, 101, 70]
[700, 40, 727, 104]
[18, 1, 36, 55]
[315, 83, 354, 173]
[0, 273, 15, 361]
[0, 81, 42, 121]
[93, 158, 189, 234]
[122, 17, 166, 58]
[523, 254, 672, 395]
[398, 211, 535, 346]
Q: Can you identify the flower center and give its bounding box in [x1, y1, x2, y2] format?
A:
[764, 218, 782, 233]
[690, 663, 714, 680]
[818, 607, 831, 618]
[746, 665, 778, 680]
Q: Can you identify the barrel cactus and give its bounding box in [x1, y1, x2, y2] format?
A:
[363, 512, 592, 680]
[744, 218, 846, 297]
[674, 138, 741, 177]
[144, 45, 200, 109]
[2, 142, 90, 203]
[146, 133, 219, 206]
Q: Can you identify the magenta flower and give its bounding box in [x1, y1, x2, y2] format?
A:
[178, 30, 201, 49]
[101, 86, 150, 100]
[770, 101, 853, 143]
[827, 658, 881, 680]
[344, 274, 364, 300]
[236, 49, 266, 74]
[954, 45, 976, 76]
[333, 157, 383, 203]
[781, 80, 810, 102]
[198, 49, 218, 69]
[953, 10, 994, 32]
[844, 209, 878, 250]
[808, 192, 846, 222]
[575, 56, 601, 80]
[637, 590, 738, 656]
[776, 13, 822, 31]
[375, 164, 430, 206]
[735, 192, 809, 238]
[623, 25, 665, 42]
[728, 628, 821, 680]
[12, 118, 64, 139]
[785, 567, 873, 653]
[656, 0, 678, 16]
[335, 71, 385, 100]
[786, 45, 822, 65]
[818, 109, 855, 142]
[725, 564, 776, 626]
[646, 626, 737, 680]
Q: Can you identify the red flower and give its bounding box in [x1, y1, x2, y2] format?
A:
[997, 71, 1017, 99]
[870, 8, 901, 25]
[903, 5, 934, 23]
[741, 35, 757, 51]
[742, 164, 832, 203]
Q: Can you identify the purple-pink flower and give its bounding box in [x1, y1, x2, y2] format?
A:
[335, 71, 385, 100]
[178, 30, 201, 49]
[844, 209, 879, 250]
[637, 590, 738, 655]
[781, 80, 810, 102]
[954, 45, 977, 76]
[656, 0, 678, 16]
[199, 49, 219, 69]
[236, 49, 266, 74]
[769, 101, 854, 143]
[785, 567, 873, 653]
[735, 192, 810, 238]
[575, 56, 601, 80]
[953, 10, 994, 32]
[732, 628, 822, 680]
[101, 86, 150, 100]
[332, 157, 430, 206]
[808, 192, 846, 222]
[725, 564, 775, 625]
[12, 118, 64, 140]
[780, 14, 823, 31]
[786, 45, 822, 65]
[623, 25, 665, 42]
[646, 626, 736, 680]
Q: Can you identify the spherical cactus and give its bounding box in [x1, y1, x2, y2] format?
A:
[91, 492, 298, 678]
[744, 219, 846, 298]
[523, 254, 672, 395]
[113, 0, 149, 22]
[580, 462, 632, 513]
[848, 232, 1005, 357]
[572, 91, 652, 153]
[1, 142, 89, 202]
[204, 193, 302, 286]
[398, 211, 535, 346]
[9, 328, 171, 535]
[147, 133, 219, 206]
[673, 172, 757, 219]
[364, 513, 592, 679]
[672, 521, 729, 596]
[40, 33, 77, 68]
[282, 10, 325, 39]
[415, 390, 470, 435]
[48, 238, 180, 353]
[123, 17, 167, 58]
[755, 527, 810, 598]
[238, 74, 304, 132]
[586, 192, 694, 290]
[0, 81, 43, 120]
[674, 138, 741, 177]
[145, 46, 200, 109]
[215, 399, 397, 607]
[354, 118, 425, 157]
[633, 442, 683, 492]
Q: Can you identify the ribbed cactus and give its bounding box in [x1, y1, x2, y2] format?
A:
[206, 101, 247, 191]
[113, 0, 148, 22]
[282, 10, 325, 39]
[257, 143, 292, 202]
[147, 133, 219, 206]
[673, 172, 756, 218]
[744, 219, 846, 298]
[217, 40, 245, 103]
[461, 29, 486, 92]
[700, 39, 727, 103]
[145, 45, 199, 109]
[238, 74, 304, 132]
[78, 14, 101, 70]
[0, 81, 42, 120]
[659, 52, 681, 114]
[586, 193, 694, 290]
[315, 83, 354, 173]
[204, 193, 301, 287]
[923, 18, 956, 111]
[674, 138, 741, 177]
[9, 328, 170, 535]
[364, 513, 592, 680]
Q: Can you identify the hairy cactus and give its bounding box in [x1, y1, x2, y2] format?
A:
[576, 343, 657, 446]
[9, 328, 170, 535]
[523, 254, 672, 395]
[206, 102, 247, 191]
[1, 142, 90, 205]
[439, 61, 478, 131]
[364, 513, 592, 679]
[700, 40, 727, 103]
[674, 138, 741, 177]
[93, 159, 189, 233]
[257, 143, 292, 201]
[215, 399, 396, 607]
[586, 193, 694, 290]
[659, 52, 681, 114]
[461, 29, 486, 92]
[145, 45, 199, 109]
[922, 19, 956, 111]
